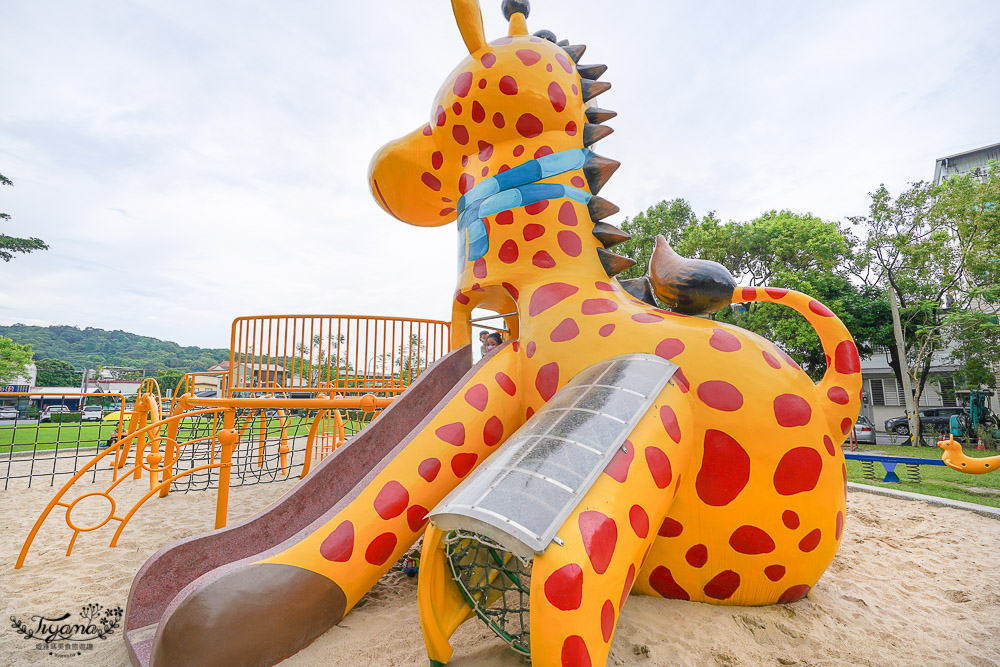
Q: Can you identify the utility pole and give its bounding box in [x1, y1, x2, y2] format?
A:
[888, 287, 918, 444]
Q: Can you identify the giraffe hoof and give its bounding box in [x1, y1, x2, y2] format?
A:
[149, 563, 346, 667]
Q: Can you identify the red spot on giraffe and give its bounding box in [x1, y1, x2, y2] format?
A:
[645, 446, 672, 489]
[439, 207, 455, 216]
[600, 600, 615, 642]
[776, 348, 800, 370]
[496, 372, 516, 396]
[498, 239, 519, 264]
[659, 406, 682, 443]
[551, 318, 580, 342]
[782, 510, 800, 529]
[579, 510, 617, 574]
[408, 505, 430, 533]
[483, 416, 504, 447]
[495, 210, 513, 225]
[762, 350, 781, 369]
[544, 563, 583, 610]
[741, 286, 757, 300]
[455, 291, 470, 305]
[535, 362, 560, 401]
[654, 338, 684, 359]
[435, 105, 446, 126]
[472, 257, 487, 278]
[435, 423, 465, 446]
[557, 201, 578, 226]
[779, 584, 811, 603]
[799, 528, 821, 552]
[620, 564, 636, 608]
[499, 75, 518, 95]
[525, 199, 549, 214]
[765, 287, 788, 299]
[561, 636, 591, 667]
[471, 100, 485, 123]
[704, 570, 741, 600]
[418, 458, 441, 482]
[548, 81, 567, 112]
[571, 83, 579, 95]
[836, 511, 845, 540]
[697, 430, 751, 506]
[431, 151, 444, 169]
[492, 112, 505, 128]
[451, 452, 477, 478]
[658, 517, 683, 537]
[516, 113, 544, 138]
[555, 52, 574, 73]
[452, 102, 462, 115]
[571, 175, 585, 188]
[532, 250, 556, 268]
[774, 447, 823, 495]
[365, 532, 397, 565]
[373, 481, 408, 520]
[729, 525, 776, 554]
[823, 435, 835, 456]
[629, 504, 649, 538]
[581, 298, 617, 314]
[458, 173, 474, 194]
[631, 312, 663, 323]
[557, 231, 582, 257]
[529, 283, 579, 316]
[480, 52, 496, 68]
[773, 394, 812, 427]
[564, 120, 578, 136]
[697, 380, 744, 411]
[464, 384, 488, 411]
[599, 323, 615, 337]
[809, 300, 834, 317]
[534, 145, 553, 158]
[649, 566, 690, 600]
[595, 281, 613, 291]
[827, 386, 850, 405]
[835, 340, 861, 374]
[452, 125, 469, 145]
[524, 223, 545, 240]
[673, 368, 690, 393]
[421, 172, 441, 191]
[478, 79, 487, 89]
[765, 565, 786, 581]
[840, 417, 852, 435]
[515, 49, 541, 65]
[422, 124, 432, 136]
[513, 144, 524, 156]
[603, 441, 633, 482]
[709, 328, 741, 352]
[476, 140, 493, 162]
[502, 282, 519, 300]
[319, 520, 353, 562]
[686, 544, 708, 568]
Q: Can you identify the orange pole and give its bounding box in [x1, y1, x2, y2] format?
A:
[215, 410, 238, 529]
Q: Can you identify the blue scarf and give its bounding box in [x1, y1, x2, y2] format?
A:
[456, 148, 593, 266]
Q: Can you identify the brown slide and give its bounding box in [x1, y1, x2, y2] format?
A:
[123, 345, 473, 666]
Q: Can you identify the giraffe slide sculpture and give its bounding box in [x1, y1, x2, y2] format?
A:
[125, 1, 866, 665]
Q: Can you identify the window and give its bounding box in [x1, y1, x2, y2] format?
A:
[939, 376, 957, 407]
[869, 378, 885, 406]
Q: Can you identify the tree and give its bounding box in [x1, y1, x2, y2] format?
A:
[848, 161, 1000, 442]
[0, 173, 48, 262]
[156, 369, 186, 395]
[35, 358, 83, 387]
[0, 337, 33, 384]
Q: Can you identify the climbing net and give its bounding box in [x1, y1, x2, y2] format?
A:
[443, 530, 532, 656]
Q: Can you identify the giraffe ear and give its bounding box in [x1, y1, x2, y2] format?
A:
[451, 0, 486, 54]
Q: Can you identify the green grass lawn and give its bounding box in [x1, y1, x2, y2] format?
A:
[845, 442, 1000, 508]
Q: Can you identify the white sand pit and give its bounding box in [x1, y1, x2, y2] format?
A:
[2, 478, 999, 666]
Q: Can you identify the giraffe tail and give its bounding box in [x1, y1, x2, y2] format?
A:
[733, 286, 863, 443]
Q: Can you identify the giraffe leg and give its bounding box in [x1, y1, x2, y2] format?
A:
[147, 345, 525, 667]
[527, 383, 694, 666]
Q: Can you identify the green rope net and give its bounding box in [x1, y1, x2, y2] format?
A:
[443, 530, 532, 656]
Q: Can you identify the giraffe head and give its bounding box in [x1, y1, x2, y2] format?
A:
[368, 0, 610, 228]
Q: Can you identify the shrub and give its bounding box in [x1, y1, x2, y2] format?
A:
[48, 413, 82, 423]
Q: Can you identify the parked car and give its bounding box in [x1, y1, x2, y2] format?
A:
[0, 406, 19, 420]
[884, 407, 968, 436]
[39, 405, 72, 422]
[852, 415, 876, 444]
[81, 405, 105, 421]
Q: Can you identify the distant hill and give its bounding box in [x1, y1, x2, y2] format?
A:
[0, 324, 229, 373]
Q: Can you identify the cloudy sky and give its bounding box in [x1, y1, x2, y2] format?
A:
[1, 0, 997, 349]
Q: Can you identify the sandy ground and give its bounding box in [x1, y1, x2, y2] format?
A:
[2, 473, 999, 666]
